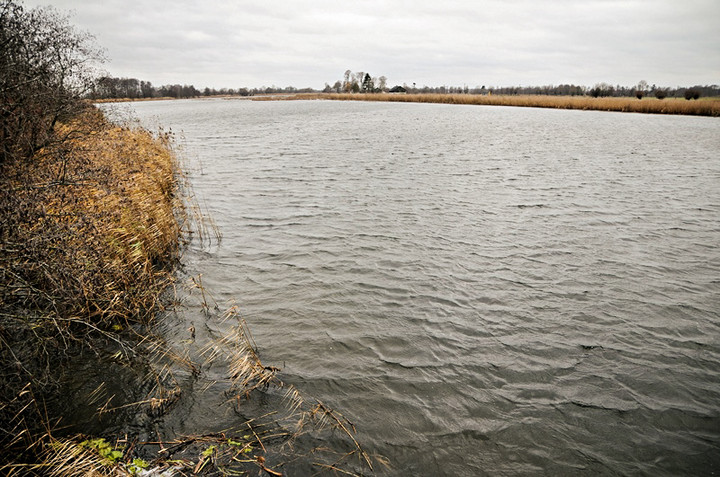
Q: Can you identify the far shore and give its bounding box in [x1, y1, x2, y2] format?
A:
[95, 92, 720, 117]
[92, 93, 279, 103]
[282, 92, 720, 117]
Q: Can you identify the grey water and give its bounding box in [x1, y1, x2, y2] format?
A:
[126, 98, 720, 475]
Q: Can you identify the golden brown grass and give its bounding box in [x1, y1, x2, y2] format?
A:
[26, 439, 113, 477]
[281, 92, 720, 117]
[1, 106, 182, 326]
[0, 104, 185, 473]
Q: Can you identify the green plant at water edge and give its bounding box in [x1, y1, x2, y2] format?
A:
[193, 444, 217, 473]
[228, 435, 254, 453]
[79, 438, 123, 465]
[201, 445, 217, 458]
[77, 439, 149, 474]
[128, 458, 149, 475]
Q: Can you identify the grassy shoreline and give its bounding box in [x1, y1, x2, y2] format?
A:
[278, 92, 720, 117]
[99, 92, 720, 117]
[92, 96, 180, 103]
[0, 105, 378, 476]
[0, 105, 185, 474]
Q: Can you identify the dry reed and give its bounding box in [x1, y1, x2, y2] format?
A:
[1, 106, 182, 326]
[184, 305, 381, 475]
[0, 104, 187, 473]
[279, 92, 720, 117]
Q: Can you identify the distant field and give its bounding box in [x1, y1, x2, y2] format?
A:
[279, 93, 720, 117]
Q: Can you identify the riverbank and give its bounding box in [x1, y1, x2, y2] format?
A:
[0, 104, 377, 476]
[100, 93, 720, 117]
[277, 92, 720, 117]
[0, 105, 184, 473]
[93, 96, 179, 103]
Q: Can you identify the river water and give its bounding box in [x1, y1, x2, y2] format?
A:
[124, 98, 720, 475]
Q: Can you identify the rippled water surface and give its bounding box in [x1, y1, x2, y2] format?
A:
[127, 99, 720, 475]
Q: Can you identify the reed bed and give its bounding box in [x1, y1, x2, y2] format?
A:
[0, 105, 187, 473]
[282, 92, 720, 117]
[0, 106, 182, 326]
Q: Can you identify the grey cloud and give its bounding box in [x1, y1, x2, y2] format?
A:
[23, 0, 720, 88]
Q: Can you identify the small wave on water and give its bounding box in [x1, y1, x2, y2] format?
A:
[127, 99, 720, 475]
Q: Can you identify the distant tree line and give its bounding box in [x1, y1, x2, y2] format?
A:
[395, 81, 718, 100]
[201, 85, 316, 96]
[587, 81, 717, 100]
[325, 71, 719, 100]
[89, 76, 318, 99]
[89, 76, 201, 99]
[88, 72, 720, 102]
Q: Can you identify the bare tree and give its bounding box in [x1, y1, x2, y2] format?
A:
[635, 80, 648, 99]
[355, 71, 365, 92]
[378, 76, 387, 92]
[343, 69, 352, 92]
[140, 80, 154, 98]
[0, 0, 103, 163]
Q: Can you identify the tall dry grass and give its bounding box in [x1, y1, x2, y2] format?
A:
[1, 106, 182, 326]
[286, 92, 720, 116]
[0, 105, 186, 473]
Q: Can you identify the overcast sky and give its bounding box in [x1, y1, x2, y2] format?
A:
[24, 0, 720, 90]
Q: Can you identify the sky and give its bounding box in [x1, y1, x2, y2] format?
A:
[23, 0, 720, 90]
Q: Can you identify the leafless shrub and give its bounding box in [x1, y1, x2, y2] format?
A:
[0, 0, 104, 163]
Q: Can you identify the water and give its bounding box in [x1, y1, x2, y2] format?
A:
[123, 98, 720, 475]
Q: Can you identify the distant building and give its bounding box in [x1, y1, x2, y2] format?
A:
[389, 85, 407, 93]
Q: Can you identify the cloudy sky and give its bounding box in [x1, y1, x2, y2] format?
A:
[24, 0, 720, 90]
